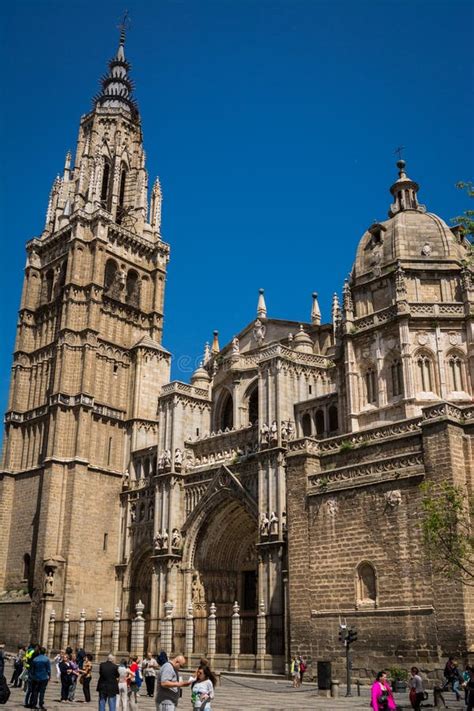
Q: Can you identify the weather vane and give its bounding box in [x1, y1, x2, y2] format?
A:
[117, 10, 131, 42]
[394, 145, 405, 161]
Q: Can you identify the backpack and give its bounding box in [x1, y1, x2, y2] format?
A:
[134, 668, 142, 688]
[0, 676, 11, 705]
[157, 650, 168, 666]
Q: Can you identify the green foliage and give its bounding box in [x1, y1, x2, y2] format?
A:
[421, 481, 474, 586]
[318, 476, 329, 490]
[388, 666, 408, 682]
[452, 181, 474, 238]
[339, 440, 354, 452]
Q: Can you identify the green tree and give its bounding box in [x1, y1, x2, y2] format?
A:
[421, 481, 474, 586]
[452, 181, 474, 238]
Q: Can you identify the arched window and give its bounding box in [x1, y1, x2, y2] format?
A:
[390, 359, 404, 398]
[328, 405, 338, 432]
[356, 562, 376, 604]
[143, 458, 150, 477]
[248, 384, 259, 425]
[447, 352, 465, 392]
[302, 413, 312, 437]
[100, 161, 111, 207]
[23, 553, 31, 580]
[417, 353, 435, 392]
[315, 409, 325, 436]
[117, 165, 128, 225]
[221, 391, 234, 430]
[365, 367, 377, 404]
[126, 270, 140, 308]
[44, 269, 54, 302]
[104, 259, 118, 292]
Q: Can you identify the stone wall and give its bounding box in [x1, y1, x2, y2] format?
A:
[0, 598, 31, 648]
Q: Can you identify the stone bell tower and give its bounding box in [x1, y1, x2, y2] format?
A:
[0, 29, 170, 643]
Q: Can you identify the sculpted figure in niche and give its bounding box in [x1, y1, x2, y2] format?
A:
[270, 421, 278, 445]
[269, 511, 278, 534]
[163, 449, 171, 469]
[174, 448, 183, 466]
[191, 571, 205, 604]
[231, 336, 240, 355]
[130, 503, 137, 523]
[171, 528, 182, 549]
[280, 421, 288, 442]
[161, 529, 169, 548]
[44, 570, 54, 595]
[153, 531, 163, 551]
[260, 422, 270, 444]
[260, 512, 270, 536]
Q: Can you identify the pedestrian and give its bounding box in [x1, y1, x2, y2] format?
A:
[10, 645, 25, 687]
[370, 670, 397, 710]
[97, 653, 120, 711]
[29, 646, 51, 710]
[442, 656, 461, 700]
[76, 647, 86, 671]
[409, 666, 425, 711]
[0, 643, 10, 707]
[189, 664, 216, 711]
[128, 657, 141, 711]
[156, 654, 191, 711]
[117, 659, 133, 711]
[68, 653, 80, 701]
[141, 652, 159, 697]
[24, 643, 40, 708]
[290, 656, 300, 688]
[54, 650, 64, 683]
[465, 666, 474, 711]
[298, 656, 307, 685]
[59, 653, 73, 703]
[0, 644, 4, 679]
[79, 653, 93, 703]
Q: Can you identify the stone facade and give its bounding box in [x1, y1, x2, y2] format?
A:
[0, 33, 473, 677]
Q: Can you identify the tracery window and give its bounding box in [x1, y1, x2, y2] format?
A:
[100, 161, 111, 207]
[126, 270, 140, 308]
[248, 384, 259, 425]
[391, 359, 404, 397]
[417, 353, 434, 392]
[315, 409, 325, 436]
[104, 259, 118, 292]
[328, 405, 338, 432]
[447, 352, 465, 392]
[117, 164, 128, 225]
[365, 367, 377, 404]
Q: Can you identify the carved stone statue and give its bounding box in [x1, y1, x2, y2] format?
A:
[231, 336, 240, 355]
[130, 503, 136, 523]
[253, 318, 266, 345]
[153, 531, 163, 551]
[157, 453, 165, 471]
[270, 421, 278, 445]
[163, 449, 171, 469]
[260, 512, 270, 536]
[174, 448, 183, 466]
[260, 422, 270, 444]
[161, 529, 169, 548]
[280, 421, 288, 442]
[282, 511, 287, 533]
[171, 528, 182, 548]
[43, 570, 54, 595]
[191, 571, 205, 604]
[287, 421, 295, 440]
[269, 511, 278, 534]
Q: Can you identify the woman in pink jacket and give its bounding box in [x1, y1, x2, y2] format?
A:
[371, 670, 397, 710]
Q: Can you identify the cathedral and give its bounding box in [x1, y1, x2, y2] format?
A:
[0, 32, 472, 678]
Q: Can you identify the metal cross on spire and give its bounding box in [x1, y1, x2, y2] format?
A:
[394, 145, 405, 161]
[117, 10, 131, 44]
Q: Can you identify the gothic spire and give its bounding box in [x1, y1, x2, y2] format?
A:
[94, 27, 138, 119]
[311, 292, 321, 325]
[257, 288, 267, 319]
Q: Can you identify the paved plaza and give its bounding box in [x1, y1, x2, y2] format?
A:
[5, 672, 466, 711]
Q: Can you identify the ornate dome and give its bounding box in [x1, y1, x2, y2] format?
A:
[191, 363, 211, 388]
[293, 325, 314, 353]
[353, 161, 470, 279]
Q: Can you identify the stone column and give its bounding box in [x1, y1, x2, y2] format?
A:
[229, 601, 240, 672]
[47, 609, 56, 653]
[78, 609, 86, 650]
[160, 601, 173, 655]
[131, 600, 146, 658]
[207, 603, 217, 667]
[112, 607, 121, 655]
[94, 608, 103, 661]
[256, 600, 266, 673]
[185, 602, 194, 662]
[61, 608, 70, 651]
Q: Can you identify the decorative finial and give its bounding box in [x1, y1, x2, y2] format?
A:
[257, 288, 267, 319]
[203, 342, 211, 364]
[388, 155, 425, 217]
[93, 16, 138, 118]
[311, 292, 321, 325]
[211, 330, 220, 354]
[117, 10, 131, 46]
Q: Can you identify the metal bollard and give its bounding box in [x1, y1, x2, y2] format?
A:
[331, 679, 340, 698]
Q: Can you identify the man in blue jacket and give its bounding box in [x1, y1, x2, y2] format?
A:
[29, 647, 51, 710]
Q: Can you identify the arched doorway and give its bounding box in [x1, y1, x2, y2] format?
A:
[129, 550, 153, 616]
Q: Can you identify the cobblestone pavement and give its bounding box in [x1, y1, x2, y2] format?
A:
[6, 675, 466, 711]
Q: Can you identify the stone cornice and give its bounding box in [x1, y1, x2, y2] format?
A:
[160, 381, 211, 404]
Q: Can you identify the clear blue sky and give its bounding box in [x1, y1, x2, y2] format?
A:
[1, 0, 473, 415]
